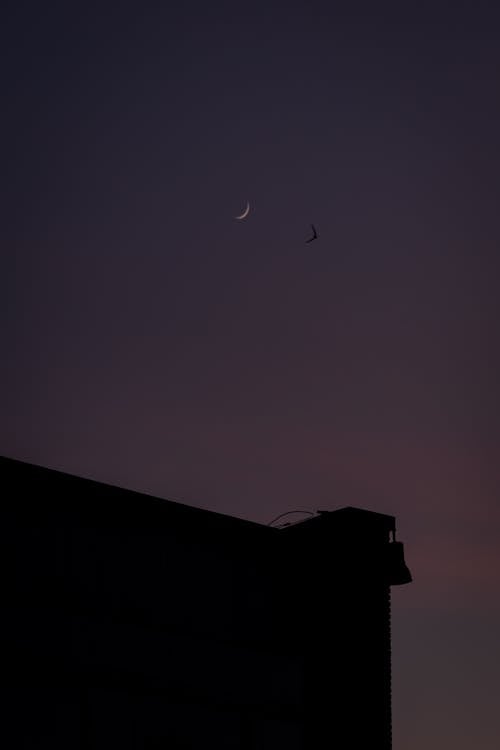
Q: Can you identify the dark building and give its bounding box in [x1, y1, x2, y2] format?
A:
[4, 454, 412, 749]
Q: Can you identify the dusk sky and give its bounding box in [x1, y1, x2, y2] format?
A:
[2, 2, 499, 747]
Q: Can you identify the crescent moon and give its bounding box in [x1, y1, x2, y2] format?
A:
[234, 201, 250, 220]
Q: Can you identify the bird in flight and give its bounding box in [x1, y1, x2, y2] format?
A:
[306, 224, 318, 243]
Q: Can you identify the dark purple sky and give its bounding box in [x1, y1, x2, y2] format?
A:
[2, 2, 499, 747]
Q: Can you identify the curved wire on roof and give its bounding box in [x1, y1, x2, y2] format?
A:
[267, 510, 317, 527]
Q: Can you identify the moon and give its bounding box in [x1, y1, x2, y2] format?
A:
[234, 201, 250, 220]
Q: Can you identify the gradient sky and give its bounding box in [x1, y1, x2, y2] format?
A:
[2, 2, 500, 747]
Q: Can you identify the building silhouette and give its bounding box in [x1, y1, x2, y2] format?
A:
[4, 454, 412, 749]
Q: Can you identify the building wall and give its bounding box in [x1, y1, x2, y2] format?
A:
[4, 456, 410, 749]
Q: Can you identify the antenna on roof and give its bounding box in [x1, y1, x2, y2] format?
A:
[267, 510, 317, 527]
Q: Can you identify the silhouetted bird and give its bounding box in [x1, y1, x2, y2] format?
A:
[306, 224, 318, 243]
